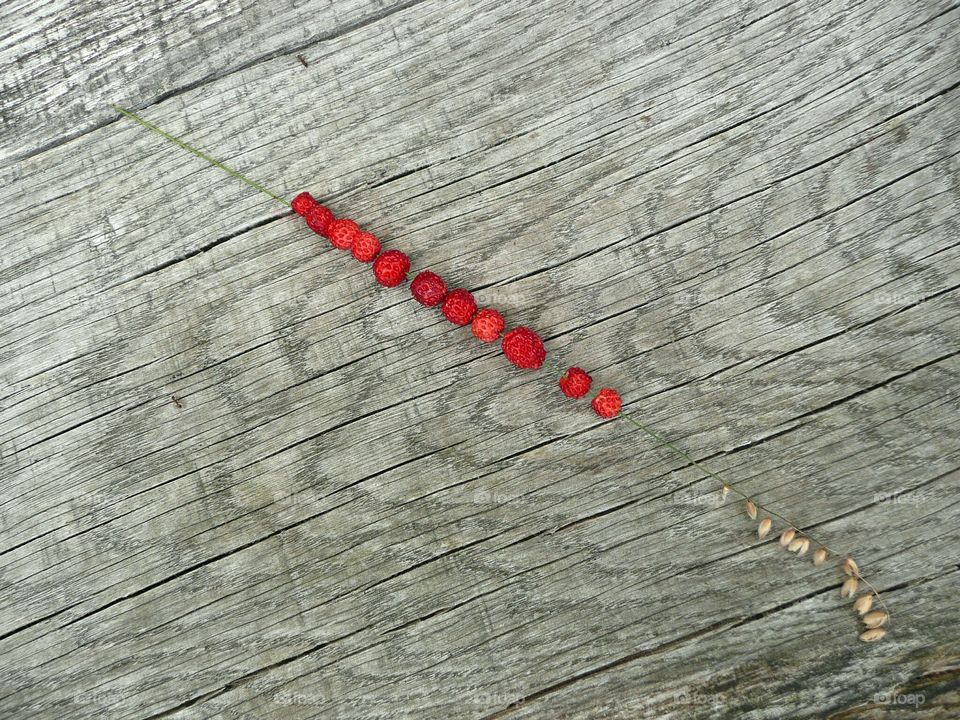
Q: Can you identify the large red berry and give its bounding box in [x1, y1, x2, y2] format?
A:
[373, 250, 410, 287]
[501, 326, 546, 369]
[591, 388, 622, 418]
[291, 191, 317, 216]
[305, 205, 334, 237]
[441, 289, 477, 325]
[559, 367, 592, 398]
[472, 308, 504, 343]
[352, 232, 381, 263]
[327, 218, 359, 250]
[410, 271, 447, 307]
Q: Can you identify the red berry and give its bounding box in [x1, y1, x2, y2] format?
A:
[471, 308, 504, 343]
[501, 327, 546, 370]
[410, 271, 447, 307]
[352, 232, 381, 263]
[591, 388, 622, 418]
[441, 288, 477, 325]
[373, 250, 410, 287]
[559, 367, 592, 398]
[291, 191, 317, 216]
[327, 218, 359, 250]
[305, 205, 334, 237]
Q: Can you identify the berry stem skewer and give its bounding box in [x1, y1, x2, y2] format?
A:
[112, 105, 889, 640]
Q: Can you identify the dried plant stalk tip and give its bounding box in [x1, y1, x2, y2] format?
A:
[813, 548, 827, 566]
[844, 558, 859, 577]
[746, 500, 758, 520]
[841, 577, 859, 598]
[860, 628, 886, 642]
[779, 529, 796, 547]
[853, 595, 874, 615]
[863, 611, 889, 628]
[758, 517, 772, 539]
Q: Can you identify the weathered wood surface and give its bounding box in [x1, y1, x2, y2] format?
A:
[1, 0, 959, 717]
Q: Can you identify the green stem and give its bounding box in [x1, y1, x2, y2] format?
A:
[111, 105, 288, 206]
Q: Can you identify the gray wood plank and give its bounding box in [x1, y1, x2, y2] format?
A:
[0, 0, 426, 164]
[1, 0, 959, 718]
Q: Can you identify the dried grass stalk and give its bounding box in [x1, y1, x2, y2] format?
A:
[779, 529, 795, 547]
[758, 517, 772, 539]
[841, 577, 859, 598]
[863, 611, 889, 628]
[813, 548, 827, 566]
[859, 628, 886, 642]
[746, 500, 757, 520]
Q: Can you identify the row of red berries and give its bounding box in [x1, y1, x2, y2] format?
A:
[291, 192, 623, 418]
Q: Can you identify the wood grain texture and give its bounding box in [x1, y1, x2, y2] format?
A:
[1, 0, 959, 718]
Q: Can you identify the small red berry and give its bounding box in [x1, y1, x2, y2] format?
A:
[472, 308, 504, 343]
[410, 271, 447, 307]
[501, 327, 546, 370]
[559, 367, 592, 398]
[373, 249, 410, 287]
[591, 388, 622, 418]
[305, 205, 334, 237]
[441, 288, 477, 325]
[291, 191, 317, 216]
[352, 232, 381, 263]
[327, 218, 360, 250]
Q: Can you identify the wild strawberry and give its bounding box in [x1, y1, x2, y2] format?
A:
[559, 367, 592, 398]
[410, 271, 447, 307]
[352, 232, 381, 263]
[471, 308, 504, 343]
[327, 218, 359, 250]
[591, 388, 622, 418]
[441, 288, 477, 325]
[373, 249, 410, 287]
[501, 327, 545, 369]
[291, 191, 317, 216]
[305, 205, 334, 237]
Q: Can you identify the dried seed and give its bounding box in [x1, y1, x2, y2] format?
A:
[841, 577, 859, 598]
[746, 500, 757, 520]
[796, 538, 810, 556]
[813, 548, 827, 566]
[788, 537, 805, 552]
[758, 517, 772, 539]
[844, 557, 859, 577]
[859, 628, 886, 642]
[853, 595, 874, 615]
[779, 529, 796, 547]
[863, 611, 889, 628]
[721, 485, 731, 502]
